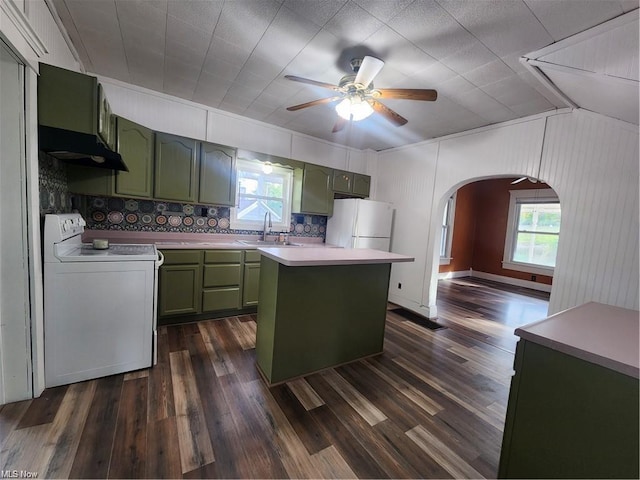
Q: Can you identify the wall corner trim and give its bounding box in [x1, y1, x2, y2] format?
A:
[0, 0, 48, 58]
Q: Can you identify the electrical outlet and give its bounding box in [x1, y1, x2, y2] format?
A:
[398, 283, 402, 289]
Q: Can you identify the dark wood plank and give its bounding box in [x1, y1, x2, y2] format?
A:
[108, 376, 148, 478]
[16, 385, 68, 429]
[145, 417, 182, 479]
[148, 326, 175, 422]
[269, 383, 331, 455]
[69, 375, 123, 479]
[305, 375, 390, 479]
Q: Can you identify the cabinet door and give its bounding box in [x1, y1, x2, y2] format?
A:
[38, 63, 98, 135]
[154, 133, 199, 202]
[97, 84, 112, 146]
[243, 263, 261, 307]
[352, 174, 371, 197]
[199, 142, 236, 206]
[159, 264, 201, 316]
[115, 117, 154, 198]
[300, 164, 333, 215]
[332, 170, 353, 194]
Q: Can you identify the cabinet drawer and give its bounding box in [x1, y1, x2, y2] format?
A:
[161, 249, 202, 265]
[203, 264, 242, 287]
[244, 250, 261, 263]
[202, 287, 240, 312]
[204, 250, 243, 264]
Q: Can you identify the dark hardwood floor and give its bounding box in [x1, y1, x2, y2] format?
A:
[0, 277, 549, 479]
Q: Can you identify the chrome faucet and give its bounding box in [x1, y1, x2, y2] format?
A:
[262, 211, 272, 241]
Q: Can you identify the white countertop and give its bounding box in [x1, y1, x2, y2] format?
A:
[515, 302, 639, 378]
[258, 247, 414, 267]
[81, 230, 329, 249]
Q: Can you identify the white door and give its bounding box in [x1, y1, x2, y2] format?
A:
[0, 40, 31, 404]
[354, 200, 394, 238]
[352, 236, 391, 251]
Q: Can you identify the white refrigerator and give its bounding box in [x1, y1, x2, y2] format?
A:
[326, 199, 394, 251]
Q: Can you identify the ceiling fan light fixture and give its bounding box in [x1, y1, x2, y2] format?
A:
[335, 96, 374, 121]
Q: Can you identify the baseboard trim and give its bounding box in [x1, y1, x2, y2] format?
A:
[438, 270, 472, 280]
[471, 270, 552, 293]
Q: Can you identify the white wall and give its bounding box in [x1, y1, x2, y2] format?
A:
[0, 0, 79, 402]
[375, 110, 639, 318]
[97, 77, 373, 178]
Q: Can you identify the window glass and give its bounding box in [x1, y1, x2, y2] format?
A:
[231, 159, 293, 232]
[512, 202, 561, 267]
[503, 189, 561, 275]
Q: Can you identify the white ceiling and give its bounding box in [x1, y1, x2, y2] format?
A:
[50, 0, 638, 151]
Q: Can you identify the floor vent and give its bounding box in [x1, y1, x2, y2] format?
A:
[389, 307, 445, 330]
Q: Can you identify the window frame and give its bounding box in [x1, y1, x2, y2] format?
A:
[502, 188, 560, 276]
[440, 194, 456, 265]
[230, 158, 293, 232]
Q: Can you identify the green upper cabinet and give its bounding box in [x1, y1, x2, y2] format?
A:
[115, 117, 154, 198]
[199, 142, 236, 206]
[352, 173, 371, 197]
[294, 164, 334, 215]
[38, 63, 99, 136]
[97, 84, 114, 149]
[332, 170, 354, 194]
[154, 133, 199, 202]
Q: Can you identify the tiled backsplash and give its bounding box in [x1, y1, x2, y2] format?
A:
[78, 195, 326, 237]
[39, 154, 326, 239]
[39, 152, 73, 215]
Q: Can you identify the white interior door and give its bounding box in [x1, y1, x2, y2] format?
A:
[0, 40, 31, 404]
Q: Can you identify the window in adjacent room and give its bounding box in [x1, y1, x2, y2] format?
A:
[440, 194, 456, 265]
[503, 188, 561, 275]
[230, 158, 293, 232]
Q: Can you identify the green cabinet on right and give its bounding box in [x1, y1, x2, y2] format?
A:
[499, 304, 639, 479]
[154, 133, 199, 202]
[352, 173, 371, 197]
[333, 169, 370, 198]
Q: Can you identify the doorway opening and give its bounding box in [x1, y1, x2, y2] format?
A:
[434, 176, 561, 352]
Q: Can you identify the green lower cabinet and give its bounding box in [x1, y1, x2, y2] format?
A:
[201, 249, 242, 312]
[242, 263, 261, 307]
[256, 257, 391, 384]
[158, 248, 261, 322]
[202, 287, 241, 312]
[499, 340, 639, 479]
[158, 264, 201, 316]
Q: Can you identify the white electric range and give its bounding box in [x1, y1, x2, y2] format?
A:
[43, 213, 164, 387]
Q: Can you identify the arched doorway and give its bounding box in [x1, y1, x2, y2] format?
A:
[426, 176, 561, 345]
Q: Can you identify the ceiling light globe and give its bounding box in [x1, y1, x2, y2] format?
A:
[335, 97, 374, 121]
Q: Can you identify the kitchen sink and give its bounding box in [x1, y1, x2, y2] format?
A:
[235, 240, 304, 247]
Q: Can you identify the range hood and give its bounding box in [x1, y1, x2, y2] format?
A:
[39, 125, 128, 172]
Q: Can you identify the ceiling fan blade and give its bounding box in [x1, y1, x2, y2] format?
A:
[370, 100, 408, 127]
[511, 177, 528, 184]
[286, 96, 343, 111]
[332, 117, 348, 133]
[376, 88, 438, 101]
[284, 75, 338, 90]
[354, 56, 384, 88]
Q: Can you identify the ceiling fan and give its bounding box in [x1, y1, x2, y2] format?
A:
[284, 56, 437, 133]
[511, 177, 539, 184]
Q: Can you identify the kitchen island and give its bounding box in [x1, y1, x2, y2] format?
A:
[255, 247, 414, 385]
[499, 302, 639, 479]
